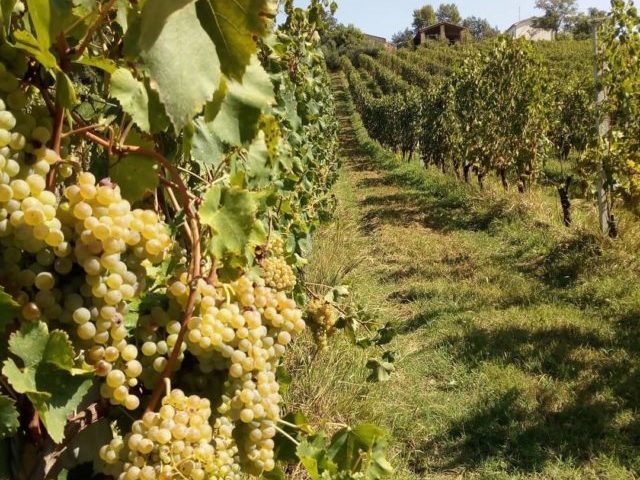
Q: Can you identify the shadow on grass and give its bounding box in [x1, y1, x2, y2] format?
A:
[411, 315, 640, 475]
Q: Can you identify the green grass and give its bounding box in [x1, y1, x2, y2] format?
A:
[286, 73, 640, 479]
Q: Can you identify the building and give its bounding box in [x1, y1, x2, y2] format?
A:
[364, 33, 396, 51]
[506, 17, 555, 41]
[413, 22, 470, 46]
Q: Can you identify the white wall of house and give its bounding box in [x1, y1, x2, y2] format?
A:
[506, 18, 555, 41]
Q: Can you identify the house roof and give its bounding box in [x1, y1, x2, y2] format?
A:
[506, 16, 553, 32]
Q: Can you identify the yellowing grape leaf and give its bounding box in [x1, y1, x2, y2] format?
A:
[195, 0, 277, 81]
[211, 55, 274, 146]
[110, 68, 151, 133]
[200, 186, 261, 260]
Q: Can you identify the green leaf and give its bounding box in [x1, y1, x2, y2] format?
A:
[31, 365, 92, 443]
[0, 395, 19, 439]
[25, 0, 72, 51]
[261, 467, 285, 480]
[132, 0, 221, 131]
[109, 132, 158, 202]
[195, 0, 276, 80]
[366, 358, 395, 383]
[212, 56, 274, 146]
[25, 0, 53, 50]
[0, 286, 18, 333]
[191, 116, 224, 168]
[244, 131, 272, 187]
[200, 186, 261, 260]
[12, 30, 57, 68]
[2, 322, 93, 443]
[55, 71, 78, 108]
[296, 434, 336, 480]
[110, 68, 150, 132]
[328, 424, 390, 475]
[74, 55, 117, 73]
[1, 0, 17, 34]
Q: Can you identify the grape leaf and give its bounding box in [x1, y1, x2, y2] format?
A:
[2, 322, 92, 443]
[109, 131, 158, 202]
[200, 186, 261, 259]
[211, 55, 274, 146]
[0, 0, 17, 34]
[12, 30, 57, 68]
[110, 68, 151, 133]
[191, 116, 224, 168]
[25, 0, 73, 51]
[0, 395, 19, 439]
[132, 0, 221, 132]
[0, 286, 18, 333]
[194, 0, 276, 80]
[327, 424, 389, 475]
[296, 434, 336, 480]
[244, 131, 273, 188]
[33, 366, 92, 443]
[74, 55, 117, 73]
[55, 71, 78, 108]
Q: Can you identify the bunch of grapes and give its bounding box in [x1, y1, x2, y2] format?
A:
[100, 388, 241, 480]
[53, 172, 173, 409]
[306, 298, 338, 351]
[0, 57, 174, 410]
[260, 256, 296, 292]
[138, 273, 305, 474]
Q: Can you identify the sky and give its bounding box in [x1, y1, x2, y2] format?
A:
[289, 0, 613, 40]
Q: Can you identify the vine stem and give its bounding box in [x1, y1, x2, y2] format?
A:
[82, 130, 202, 280]
[71, 0, 117, 59]
[144, 284, 199, 413]
[274, 425, 300, 446]
[80, 129, 206, 413]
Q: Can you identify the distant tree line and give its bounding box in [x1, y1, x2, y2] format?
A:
[392, 0, 608, 47]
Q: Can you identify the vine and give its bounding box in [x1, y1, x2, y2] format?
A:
[0, 1, 392, 479]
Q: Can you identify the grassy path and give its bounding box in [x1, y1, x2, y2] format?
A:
[288, 74, 640, 479]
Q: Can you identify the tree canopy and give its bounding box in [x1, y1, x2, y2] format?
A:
[463, 16, 500, 40]
[437, 3, 462, 24]
[534, 0, 579, 32]
[413, 5, 437, 31]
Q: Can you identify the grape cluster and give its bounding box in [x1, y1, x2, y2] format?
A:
[306, 298, 338, 351]
[0, 58, 173, 410]
[148, 274, 305, 474]
[100, 388, 241, 480]
[0, 62, 72, 326]
[260, 256, 296, 292]
[56, 172, 172, 409]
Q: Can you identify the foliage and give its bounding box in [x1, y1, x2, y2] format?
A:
[463, 16, 499, 41]
[534, 0, 579, 32]
[412, 5, 437, 31]
[0, 0, 392, 478]
[436, 3, 462, 24]
[598, 0, 640, 208]
[391, 28, 414, 47]
[569, 8, 608, 39]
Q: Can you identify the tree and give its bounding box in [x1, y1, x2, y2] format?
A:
[437, 3, 462, 24]
[413, 4, 437, 31]
[463, 16, 499, 40]
[568, 8, 607, 39]
[392, 28, 415, 46]
[534, 0, 578, 32]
